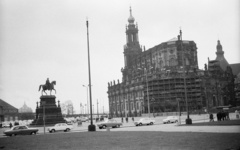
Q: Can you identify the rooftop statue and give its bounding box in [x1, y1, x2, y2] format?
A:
[39, 78, 56, 95]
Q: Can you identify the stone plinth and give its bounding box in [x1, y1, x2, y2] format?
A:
[31, 95, 65, 125]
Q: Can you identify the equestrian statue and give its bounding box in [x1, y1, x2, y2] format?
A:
[39, 78, 56, 95]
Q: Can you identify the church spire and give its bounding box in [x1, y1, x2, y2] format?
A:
[123, 7, 141, 69]
[215, 40, 229, 71]
[128, 7, 135, 25]
[216, 40, 223, 55]
[216, 40, 225, 60]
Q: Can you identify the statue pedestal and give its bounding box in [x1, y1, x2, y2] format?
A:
[31, 95, 65, 125]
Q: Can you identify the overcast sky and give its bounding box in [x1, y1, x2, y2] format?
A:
[0, 0, 239, 114]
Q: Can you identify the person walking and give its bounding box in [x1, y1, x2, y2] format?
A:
[209, 113, 214, 122]
[217, 112, 222, 121]
[235, 110, 239, 119]
[226, 111, 230, 120]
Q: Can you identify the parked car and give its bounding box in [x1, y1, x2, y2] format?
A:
[1, 122, 10, 128]
[134, 118, 155, 126]
[47, 123, 73, 133]
[97, 119, 122, 129]
[4, 125, 39, 136]
[163, 116, 178, 124]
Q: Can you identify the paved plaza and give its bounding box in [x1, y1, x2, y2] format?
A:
[2, 114, 239, 136]
[54, 114, 240, 133]
[0, 114, 240, 150]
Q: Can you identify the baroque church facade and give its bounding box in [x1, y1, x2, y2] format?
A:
[107, 8, 239, 117]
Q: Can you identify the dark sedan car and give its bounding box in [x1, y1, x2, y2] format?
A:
[4, 125, 39, 136]
[97, 119, 122, 129]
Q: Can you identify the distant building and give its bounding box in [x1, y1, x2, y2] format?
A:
[19, 102, 33, 113]
[0, 99, 19, 123]
[18, 102, 35, 120]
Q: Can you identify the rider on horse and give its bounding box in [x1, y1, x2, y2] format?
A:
[46, 78, 51, 90]
[39, 78, 56, 95]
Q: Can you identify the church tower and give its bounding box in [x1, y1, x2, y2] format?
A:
[215, 40, 229, 71]
[123, 7, 142, 69]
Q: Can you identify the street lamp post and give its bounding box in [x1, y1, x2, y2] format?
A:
[146, 69, 150, 118]
[83, 105, 85, 114]
[180, 29, 192, 124]
[80, 103, 83, 115]
[215, 80, 220, 106]
[97, 99, 99, 118]
[86, 19, 96, 131]
[138, 67, 151, 118]
[125, 97, 127, 119]
[82, 85, 89, 117]
[177, 98, 181, 125]
[80, 103, 82, 115]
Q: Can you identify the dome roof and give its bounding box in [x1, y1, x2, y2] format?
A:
[128, 7, 135, 24]
[19, 102, 33, 113]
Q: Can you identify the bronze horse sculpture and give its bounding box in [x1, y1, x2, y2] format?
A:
[39, 81, 56, 95]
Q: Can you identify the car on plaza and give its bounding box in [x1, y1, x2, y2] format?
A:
[47, 123, 73, 133]
[162, 116, 178, 124]
[134, 118, 155, 126]
[4, 125, 39, 136]
[97, 119, 122, 129]
[1, 122, 10, 128]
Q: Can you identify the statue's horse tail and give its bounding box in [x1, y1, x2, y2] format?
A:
[39, 85, 42, 91]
